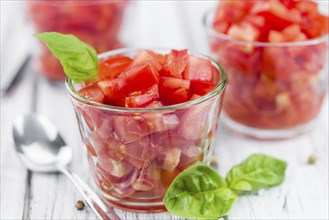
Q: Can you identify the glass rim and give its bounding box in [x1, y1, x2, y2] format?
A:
[203, 8, 329, 47]
[65, 47, 228, 113]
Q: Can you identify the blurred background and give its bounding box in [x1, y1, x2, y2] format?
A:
[1, 0, 217, 89]
[1, 1, 328, 219]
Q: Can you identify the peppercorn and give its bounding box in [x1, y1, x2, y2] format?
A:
[308, 155, 317, 164]
[75, 200, 85, 210]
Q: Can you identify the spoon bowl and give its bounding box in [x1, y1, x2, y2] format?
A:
[13, 114, 72, 172]
[12, 114, 120, 220]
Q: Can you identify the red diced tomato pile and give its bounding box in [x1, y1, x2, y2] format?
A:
[76, 49, 222, 205]
[79, 49, 218, 107]
[27, 0, 129, 81]
[210, 0, 328, 129]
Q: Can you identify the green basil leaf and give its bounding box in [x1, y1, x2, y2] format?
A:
[34, 32, 98, 83]
[226, 154, 287, 194]
[163, 163, 238, 219]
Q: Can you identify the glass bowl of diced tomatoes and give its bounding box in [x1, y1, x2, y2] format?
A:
[27, 0, 130, 81]
[65, 48, 227, 212]
[204, 0, 328, 139]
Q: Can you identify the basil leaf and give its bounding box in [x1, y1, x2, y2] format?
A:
[163, 163, 238, 219]
[226, 154, 287, 194]
[34, 32, 98, 83]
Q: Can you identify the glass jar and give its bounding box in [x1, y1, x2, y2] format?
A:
[27, 0, 130, 81]
[204, 9, 328, 140]
[66, 48, 227, 212]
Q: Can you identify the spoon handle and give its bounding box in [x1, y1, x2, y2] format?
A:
[59, 167, 120, 220]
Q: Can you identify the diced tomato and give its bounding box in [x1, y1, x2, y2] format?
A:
[301, 14, 329, 38]
[125, 84, 159, 108]
[213, 20, 230, 34]
[130, 50, 163, 71]
[279, 0, 297, 9]
[282, 24, 306, 41]
[96, 79, 116, 97]
[189, 80, 216, 96]
[214, 0, 252, 24]
[190, 94, 201, 101]
[295, 1, 318, 15]
[161, 49, 188, 78]
[268, 30, 286, 42]
[251, 1, 301, 30]
[98, 56, 133, 80]
[183, 55, 214, 82]
[227, 22, 260, 42]
[78, 84, 105, 103]
[161, 87, 189, 105]
[119, 64, 159, 94]
[158, 76, 190, 97]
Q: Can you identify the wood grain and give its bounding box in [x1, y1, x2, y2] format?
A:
[1, 1, 328, 219]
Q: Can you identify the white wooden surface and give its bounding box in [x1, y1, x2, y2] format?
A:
[1, 1, 328, 219]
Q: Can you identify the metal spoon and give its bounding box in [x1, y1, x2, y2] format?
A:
[12, 114, 120, 220]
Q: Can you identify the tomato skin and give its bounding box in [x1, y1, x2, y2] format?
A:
[279, 0, 297, 9]
[125, 85, 160, 108]
[189, 81, 216, 96]
[228, 22, 260, 42]
[158, 77, 190, 97]
[183, 55, 214, 82]
[162, 49, 188, 79]
[120, 64, 159, 94]
[130, 50, 163, 71]
[251, 1, 301, 31]
[161, 88, 189, 105]
[78, 84, 105, 103]
[98, 56, 133, 80]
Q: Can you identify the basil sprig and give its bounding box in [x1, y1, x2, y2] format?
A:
[34, 32, 98, 83]
[164, 154, 287, 219]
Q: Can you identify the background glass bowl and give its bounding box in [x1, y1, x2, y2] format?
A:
[204, 9, 328, 140]
[27, 0, 130, 81]
[66, 48, 227, 212]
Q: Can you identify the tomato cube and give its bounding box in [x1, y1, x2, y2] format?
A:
[183, 55, 214, 82]
[98, 56, 132, 80]
[227, 22, 260, 42]
[130, 50, 163, 71]
[125, 84, 159, 108]
[161, 49, 188, 78]
[158, 76, 190, 97]
[161, 88, 189, 105]
[119, 64, 159, 94]
[190, 80, 216, 96]
[78, 84, 105, 103]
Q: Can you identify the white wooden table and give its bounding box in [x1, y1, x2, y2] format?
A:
[1, 1, 328, 219]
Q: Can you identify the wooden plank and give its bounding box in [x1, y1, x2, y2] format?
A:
[27, 79, 98, 219]
[0, 69, 35, 219]
[214, 100, 329, 219]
